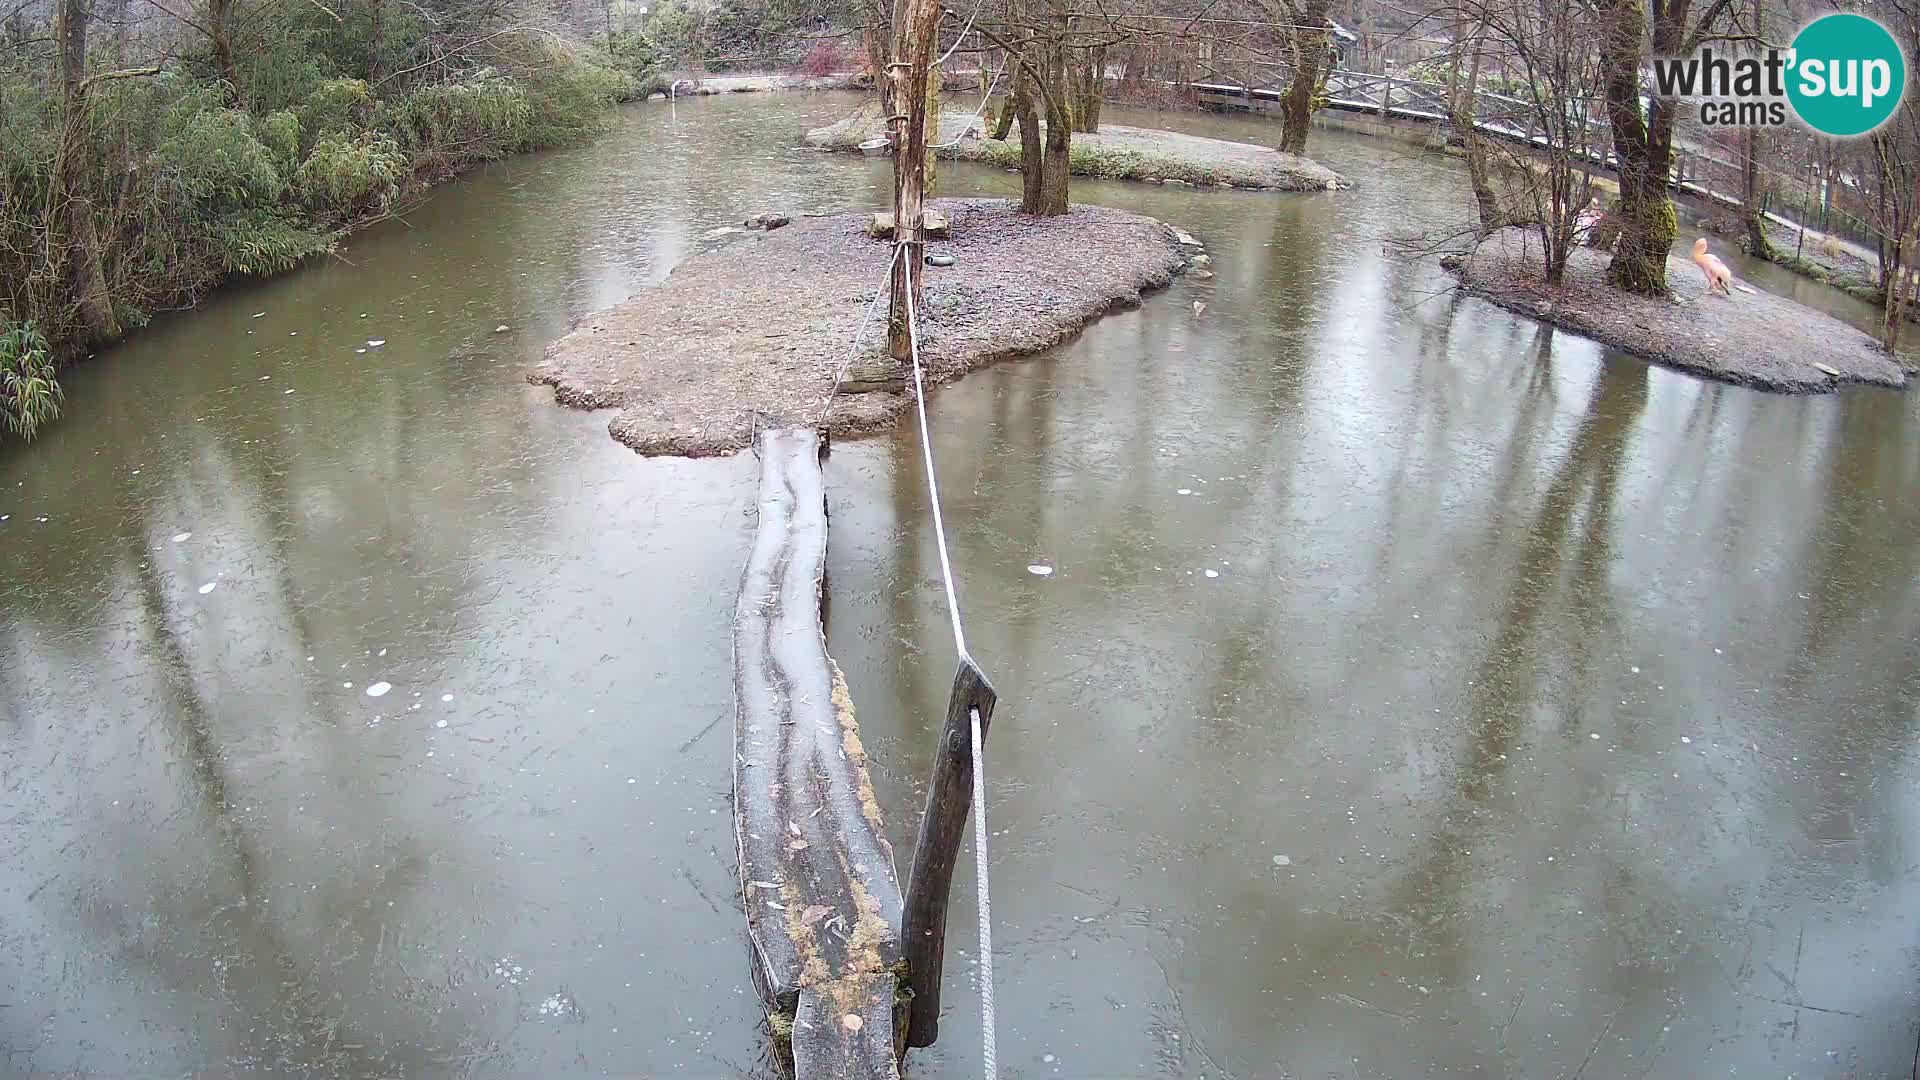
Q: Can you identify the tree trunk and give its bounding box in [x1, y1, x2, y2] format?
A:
[1033, 32, 1071, 216]
[1450, 42, 1501, 234]
[366, 0, 384, 86]
[1741, 128, 1773, 260]
[1598, 0, 1675, 295]
[990, 92, 1014, 140]
[1039, 107, 1070, 214]
[885, 0, 937, 360]
[1069, 44, 1104, 133]
[52, 0, 120, 343]
[1013, 60, 1044, 212]
[1279, 0, 1331, 155]
[1885, 230, 1909, 351]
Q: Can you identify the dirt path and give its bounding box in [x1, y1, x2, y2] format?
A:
[1448, 228, 1910, 393]
[532, 199, 1193, 456]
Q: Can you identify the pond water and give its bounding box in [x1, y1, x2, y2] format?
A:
[4, 92, 1918, 1078]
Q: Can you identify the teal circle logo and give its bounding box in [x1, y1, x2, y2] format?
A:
[1787, 13, 1906, 136]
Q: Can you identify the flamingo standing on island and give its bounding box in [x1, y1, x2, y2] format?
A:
[1692, 237, 1734, 298]
[1574, 197, 1606, 246]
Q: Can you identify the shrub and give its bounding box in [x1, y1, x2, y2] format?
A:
[208, 210, 334, 275]
[1, 321, 61, 442]
[300, 78, 376, 144]
[521, 57, 625, 149]
[799, 39, 846, 77]
[260, 109, 302, 172]
[294, 129, 407, 216]
[380, 79, 532, 161]
[153, 104, 287, 209]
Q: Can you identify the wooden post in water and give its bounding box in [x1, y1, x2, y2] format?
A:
[901, 656, 998, 1048]
[887, 0, 940, 361]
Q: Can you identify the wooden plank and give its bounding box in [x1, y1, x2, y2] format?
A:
[794, 973, 905, 1079]
[901, 656, 998, 1048]
[734, 427, 906, 1077]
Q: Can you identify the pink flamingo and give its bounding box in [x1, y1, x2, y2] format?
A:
[1691, 237, 1733, 297]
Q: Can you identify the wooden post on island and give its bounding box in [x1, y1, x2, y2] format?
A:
[901, 656, 998, 1048]
[887, 0, 940, 361]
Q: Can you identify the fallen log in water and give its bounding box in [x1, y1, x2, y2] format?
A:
[734, 427, 906, 1078]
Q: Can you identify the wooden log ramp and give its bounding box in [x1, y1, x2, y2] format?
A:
[734, 427, 907, 1078]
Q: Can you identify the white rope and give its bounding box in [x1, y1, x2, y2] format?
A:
[969, 704, 997, 1080]
[902, 246, 997, 1080]
[900, 254, 969, 659]
[936, 1, 985, 66]
[929, 69, 1002, 150]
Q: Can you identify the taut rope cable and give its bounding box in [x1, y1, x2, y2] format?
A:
[969, 704, 997, 1080]
[929, 69, 1002, 151]
[901, 245, 996, 1079]
[900, 252, 969, 660]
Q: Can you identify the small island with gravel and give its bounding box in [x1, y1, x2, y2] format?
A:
[1447, 227, 1910, 393]
[806, 108, 1348, 192]
[532, 199, 1201, 456]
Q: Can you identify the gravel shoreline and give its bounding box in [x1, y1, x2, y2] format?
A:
[806, 108, 1348, 191]
[1447, 228, 1909, 393]
[532, 199, 1192, 456]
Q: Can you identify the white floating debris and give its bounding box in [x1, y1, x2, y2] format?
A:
[367, 339, 386, 348]
[1176, 488, 1193, 495]
[259, 375, 271, 381]
[288, 331, 298, 337]
[171, 532, 191, 543]
[1027, 564, 1054, 576]
[377, 648, 387, 657]
[441, 693, 454, 702]
[1272, 854, 1291, 866]
[1204, 569, 1220, 579]
[284, 388, 295, 395]
[436, 718, 448, 728]
[251, 312, 266, 318]
[1589, 732, 1600, 740]
[365, 681, 392, 698]
[1681, 736, 1692, 744]
[197, 581, 218, 595]
[355, 348, 367, 354]
[1043, 1054, 1057, 1064]
[495, 324, 511, 333]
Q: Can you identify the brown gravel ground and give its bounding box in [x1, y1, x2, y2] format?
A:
[531, 199, 1189, 456]
[1450, 227, 1909, 393]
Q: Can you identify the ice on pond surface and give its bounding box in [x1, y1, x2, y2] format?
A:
[197, 582, 217, 595]
[366, 681, 392, 698]
[1028, 564, 1054, 576]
